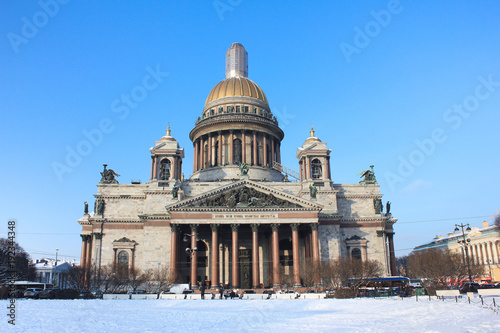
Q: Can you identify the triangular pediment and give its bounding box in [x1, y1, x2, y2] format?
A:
[166, 180, 322, 211]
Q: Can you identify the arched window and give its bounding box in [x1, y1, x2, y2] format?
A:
[233, 138, 242, 164]
[351, 248, 362, 260]
[159, 159, 171, 180]
[117, 250, 129, 276]
[311, 159, 322, 179]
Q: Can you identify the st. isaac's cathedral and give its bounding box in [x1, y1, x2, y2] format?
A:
[78, 43, 397, 289]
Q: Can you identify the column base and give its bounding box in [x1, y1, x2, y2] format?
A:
[273, 284, 281, 289]
[293, 284, 302, 288]
[252, 285, 260, 289]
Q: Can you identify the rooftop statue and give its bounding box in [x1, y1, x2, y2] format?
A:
[309, 184, 317, 199]
[100, 164, 120, 184]
[239, 162, 249, 175]
[172, 185, 179, 199]
[358, 165, 377, 184]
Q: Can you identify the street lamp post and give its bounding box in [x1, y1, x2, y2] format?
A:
[184, 232, 198, 289]
[454, 223, 473, 284]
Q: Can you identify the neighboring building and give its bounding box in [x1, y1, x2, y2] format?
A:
[414, 221, 500, 283]
[78, 43, 397, 289]
[31, 259, 75, 289]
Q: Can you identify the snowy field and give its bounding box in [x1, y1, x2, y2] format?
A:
[2, 297, 499, 332]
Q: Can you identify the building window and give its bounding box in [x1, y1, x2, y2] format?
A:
[117, 250, 129, 276]
[253, 107, 257, 114]
[233, 138, 242, 164]
[243, 106, 249, 113]
[311, 159, 322, 179]
[236, 105, 240, 113]
[159, 159, 171, 180]
[218, 106, 223, 114]
[351, 248, 362, 260]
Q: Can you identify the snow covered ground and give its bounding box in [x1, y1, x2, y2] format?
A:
[2, 296, 499, 332]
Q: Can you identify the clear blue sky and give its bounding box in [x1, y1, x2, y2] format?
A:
[1, 0, 499, 262]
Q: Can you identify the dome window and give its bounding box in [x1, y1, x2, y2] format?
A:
[236, 105, 240, 113]
[243, 106, 249, 113]
[218, 106, 223, 114]
[253, 107, 257, 114]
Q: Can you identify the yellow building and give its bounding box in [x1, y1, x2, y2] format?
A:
[414, 221, 500, 283]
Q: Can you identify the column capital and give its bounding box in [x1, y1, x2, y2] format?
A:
[190, 224, 199, 233]
[271, 223, 280, 231]
[250, 224, 259, 232]
[218, 130, 222, 135]
[241, 129, 246, 134]
[210, 223, 220, 232]
[170, 224, 180, 232]
[231, 223, 240, 232]
[290, 223, 300, 231]
[310, 223, 319, 231]
[229, 129, 234, 134]
[93, 232, 103, 240]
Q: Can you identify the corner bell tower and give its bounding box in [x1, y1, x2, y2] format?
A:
[150, 125, 184, 183]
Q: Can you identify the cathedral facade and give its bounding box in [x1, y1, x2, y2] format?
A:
[78, 43, 397, 289]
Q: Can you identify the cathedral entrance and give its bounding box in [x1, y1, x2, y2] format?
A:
[239, 249, 252, 289]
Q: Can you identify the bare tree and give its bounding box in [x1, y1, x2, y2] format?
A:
[300, 259, 320, 289]
[66, 265, 88, 291]
[0, 238, 36, 283]
[407, 248, 484, 293]
[321, 257, 382, 291]
[142, 265, 176, 294]
[128, 268, 150, 292]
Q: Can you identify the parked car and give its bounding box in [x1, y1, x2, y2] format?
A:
[479, 283, 495, 289]
[91, 290, 104, 298]
[38, 289, 53, 299]
[24, 288, 43, 298]
[459, 282, 480, 293]
[80, 290, 95, 299]
[12, 289, 25, 298]
[127, 290, 146, 295]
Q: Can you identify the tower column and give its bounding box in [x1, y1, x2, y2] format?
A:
[208, 135, 212, 167]
[251, 224, 260, 288]
[150, 156, 154, 179]
[271, 137, 275, 166]
[241, 130, 246, 164]
[271, 224, 280, 288]
[190, 224, 198, 288]
[277, 142, 281, 164]
[291, 223, 301, 287]
[170, 224, 178, 282]
[218, 131, 222, 166]
[231, 224, 239, 288]
[253, 131, 257, 165]
[263, 134, 268, 167]
[194, 140, 199, 171]
[199, 137, 204, 169]
[229, 131, 234, 164]
[153, 156, 158, 179]
[211, 224, 219, 287]
[171, 157, 177, 180]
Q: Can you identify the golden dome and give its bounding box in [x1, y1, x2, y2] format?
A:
[305, 125, 321, 143]
[160, 125, 176, 141]
[205, 76, 268, 106]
